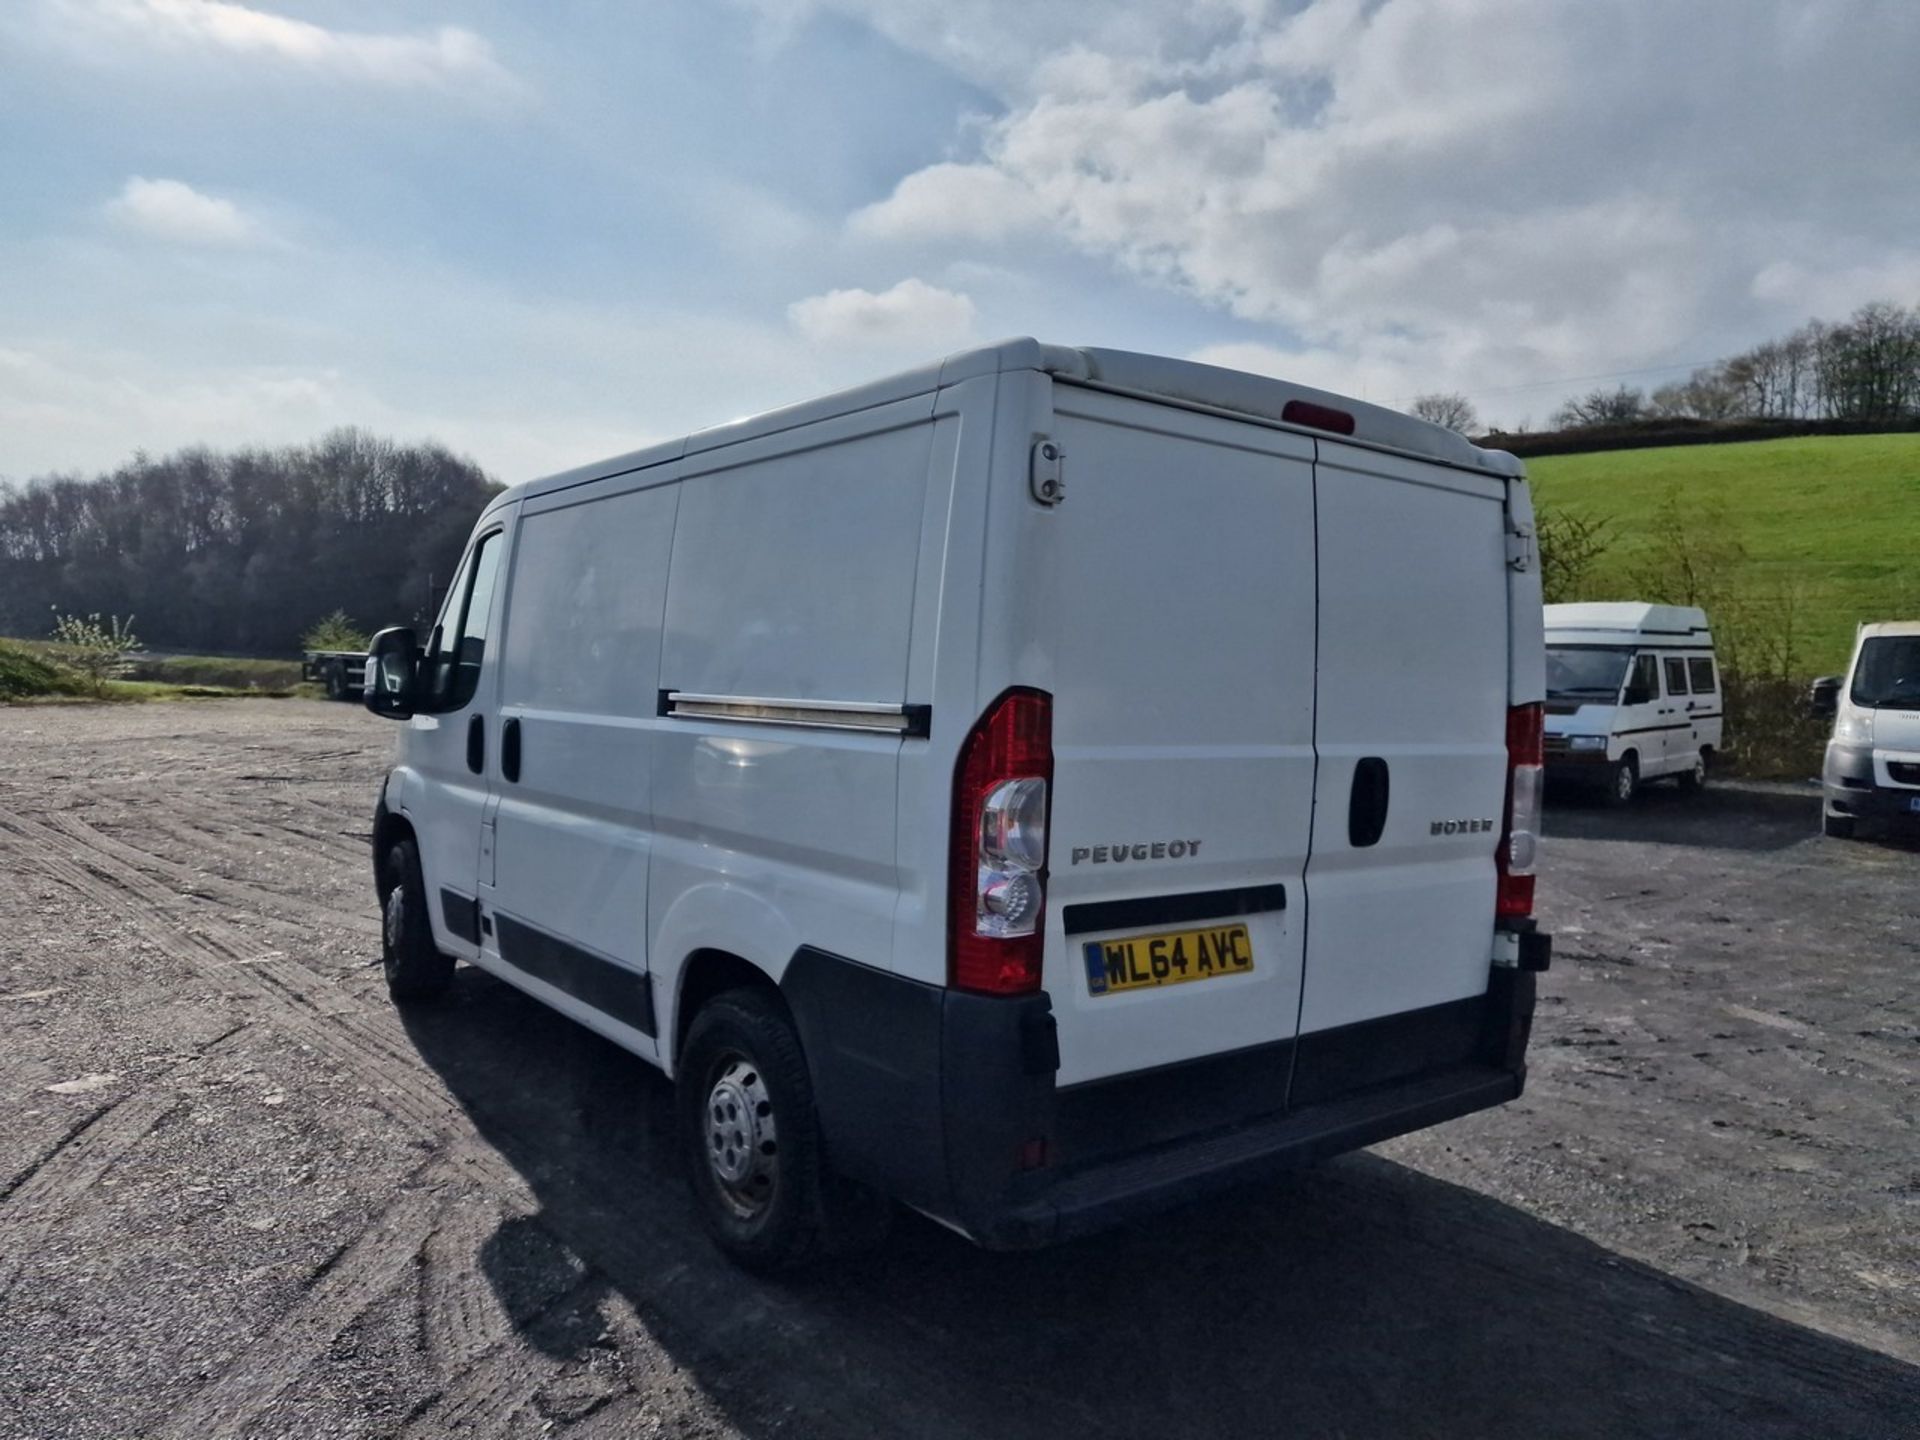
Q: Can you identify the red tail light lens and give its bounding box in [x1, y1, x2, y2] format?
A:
[1498, 702, 1544, 920]
[950, 689, 1053, 994]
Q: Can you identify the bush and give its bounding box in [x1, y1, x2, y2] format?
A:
[0, 639, 90, 700]
[302, 609, 370, 652]
[46, 610, 139, 691]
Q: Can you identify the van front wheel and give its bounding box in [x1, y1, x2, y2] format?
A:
[678, 988, 888, 1271]
[380, 839, 454, 1002]
[1603, 755, 1638, 808]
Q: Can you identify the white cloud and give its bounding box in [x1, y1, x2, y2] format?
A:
[808, 0, 1920, 424]
[786, 277, 977, 350]
[52, 0, 518, 93]
[104, 177, 261, 246]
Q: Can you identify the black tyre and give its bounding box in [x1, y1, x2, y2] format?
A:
[1823, 812, 1857, 840]
[1602, 754, 1638, 808]
[325, 661, 348, 701]
[380, 838, 454, 1002]
[1676, 748, 1708, 794]
[678, 987, 889, 1272]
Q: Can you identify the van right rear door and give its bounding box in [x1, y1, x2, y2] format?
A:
[1043, 387, 1317, 1108]
[1291, 442, 1511, 1104]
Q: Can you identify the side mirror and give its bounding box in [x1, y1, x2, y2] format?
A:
[1807, 676, 1842, 719]
[1623, 685, 1654, 707]
[364, 626, 420, 720]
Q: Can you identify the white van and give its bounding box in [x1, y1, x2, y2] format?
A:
[1542, 602, 1722, 805]
[1816, 620, 1920, 838]
[362, 339, 1553, 1269]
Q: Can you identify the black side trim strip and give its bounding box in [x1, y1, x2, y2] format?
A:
[493, 914, 656, 1036]
[1062, 883, 1287, 937]
[1612, 721, 1697, 736]
[440, 888, 479, 945]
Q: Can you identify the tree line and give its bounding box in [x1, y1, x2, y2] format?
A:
[1552, 299, 1920, 430]
[0, 429, 499, 656]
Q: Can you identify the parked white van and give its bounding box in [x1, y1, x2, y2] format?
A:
[1542, 602, 1722, 805]
[1815, 620, 1920, 838]
[362, 339, 1553, 1269]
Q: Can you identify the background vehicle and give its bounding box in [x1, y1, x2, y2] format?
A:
[302, 648, 366, 701]
[359, 338, 1552, 1269]
[1542, 603, 1721, 805]
[1812, 620, 1920, 838]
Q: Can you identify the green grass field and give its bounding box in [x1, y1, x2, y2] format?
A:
[0, 639, 307, 704]
[1526, 433, 1920, 674]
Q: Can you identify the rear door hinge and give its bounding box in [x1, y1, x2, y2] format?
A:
[1030, 438, 1065, 506]
[1505, 516, 1535, 572]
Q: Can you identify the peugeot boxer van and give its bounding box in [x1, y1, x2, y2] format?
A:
[1816, 620, 1920, 838]
[1542, 603, 1722, 805]
[361, 340, 1553, 1270]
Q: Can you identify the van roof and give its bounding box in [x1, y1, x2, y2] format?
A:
[502, 337, 1524, 504]
[1544, 602, 1713, 644]
[1858, 620, 1920, 639]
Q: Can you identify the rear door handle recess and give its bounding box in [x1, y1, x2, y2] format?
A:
[466, 714, 484, 774]
[502, 717, 522, 784]
[1348, 756, 1390, 848]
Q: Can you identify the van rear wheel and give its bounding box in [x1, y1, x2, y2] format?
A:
[1676, 749, 1708, 793]
[678, 988, 889, 1272]
[1602, 754, 1638, 808]
[380, 839, 454, 1002]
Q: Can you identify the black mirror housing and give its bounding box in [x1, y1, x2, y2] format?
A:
[1807, 675, 1842, 719]
[364, 626, 420, 720]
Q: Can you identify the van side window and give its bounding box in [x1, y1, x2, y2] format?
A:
[425, 529, 504, 711]
[1688, 657, 1716, 694]
[1626, 653, 1658, 702]
[1663, 657, 1690, 696]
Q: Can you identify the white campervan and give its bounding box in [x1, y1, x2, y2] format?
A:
[1542, 602, 1722, 804]
[362, 339, 1553, 1270]
[1817, 620, 1920, 838]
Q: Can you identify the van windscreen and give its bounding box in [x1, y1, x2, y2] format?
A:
[1546, 646, 1632, 701]
[1850, 636, 1920, 709]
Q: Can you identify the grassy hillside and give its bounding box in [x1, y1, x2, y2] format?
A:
[1526, 433, 1920, 674]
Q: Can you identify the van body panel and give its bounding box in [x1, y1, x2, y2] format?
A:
[1042, 386, 1318, 1087]
[404, 509, 515, 961]
[476, 480, 679, 1053]
[1823, 621, 1920, 826]
[1298, 442, 1510, 1036]
[1542, 602, 1721, 783]
[375, 340, 1547, 1252]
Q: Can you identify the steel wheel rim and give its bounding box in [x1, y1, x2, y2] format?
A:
[703, 1053, 778, 1219]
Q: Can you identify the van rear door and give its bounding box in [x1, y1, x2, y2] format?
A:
[1292, 442, 1510, 1103]
[1044, 387, 1317, 1097]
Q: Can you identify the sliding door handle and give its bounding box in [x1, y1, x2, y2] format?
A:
[502, 717, 522, 783]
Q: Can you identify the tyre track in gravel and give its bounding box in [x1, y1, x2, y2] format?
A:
[0, 1088, 185, 1302]
[0, 799, 647, 1438]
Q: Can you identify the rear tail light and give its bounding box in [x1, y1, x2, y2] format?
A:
[1498, 702, 1544, 920]
[950, 689, 1053, 994]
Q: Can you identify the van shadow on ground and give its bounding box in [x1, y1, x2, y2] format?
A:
[1545, 778, 1831, 854]
[401, 969, 1917, 1440]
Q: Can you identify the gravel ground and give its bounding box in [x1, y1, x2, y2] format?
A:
[0, 700, 1915, 1439]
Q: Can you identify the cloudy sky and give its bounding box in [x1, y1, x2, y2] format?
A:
[3, 0, 1917, 482]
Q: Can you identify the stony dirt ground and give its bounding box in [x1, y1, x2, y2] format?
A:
[0, 700, 1915, 1440]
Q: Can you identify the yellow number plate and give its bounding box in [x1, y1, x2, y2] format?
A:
[1082, 924, 1253, 996]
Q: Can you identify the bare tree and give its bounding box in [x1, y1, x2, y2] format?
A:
[1534, 503, 1610, 605]
[1409, 392, 1478, 433]
[1550, 385, 1647, 429]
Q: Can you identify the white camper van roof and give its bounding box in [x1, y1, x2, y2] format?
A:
[1543, 602, 1712, 647]
[505, 337, 1523, 505]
